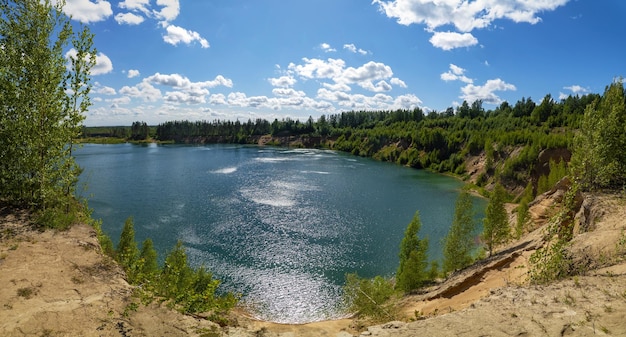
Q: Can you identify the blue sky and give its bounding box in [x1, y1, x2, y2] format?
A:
[59, 0, 626, 126]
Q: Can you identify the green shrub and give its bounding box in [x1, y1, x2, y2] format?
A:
[343, 273, 397, 322]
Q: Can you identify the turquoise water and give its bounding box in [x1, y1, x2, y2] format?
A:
[75, 143, 484, 323]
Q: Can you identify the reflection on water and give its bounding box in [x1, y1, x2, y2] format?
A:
[76, 144, 484, 323]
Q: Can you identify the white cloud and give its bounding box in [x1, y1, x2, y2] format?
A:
[65, 49, 113, 75]
[564, 85, 588, 94]
[94, 82, 116, 95]
[440, 64, 473, 83]
[61, 0, 113, 23]
[288, 58, 403, 93]
[109, 96, 131, 105]
[289, 58, 346, 80]
[163, 24, 209, 48]
[390, 78, 407, 88]
[374, 0, 569, 50]
[119, 81, 162, 102]
[460, 78, 516, 104]
[322, 82, 351, 92]
[429, 31, 478, 50]
[559, 84, 589, 99]
[154, 0, 180, 22]
[140, 73, 232, 105]
[372, 0, 570, 32]
[272, 88, 306, 98]
[269, 75, 297, 88]
[92, 52, 113, 75]
[164, 91, 205, 104]
[320, 43, 336, 53]
[118, 0, 150, 13]
[115, 12, 144, 25]
[127, 69, 140, 78]
[205, 75, 233, 88]
[343, 43, 369, 55]
[209, 93, 227, 105]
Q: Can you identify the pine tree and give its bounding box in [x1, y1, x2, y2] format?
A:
[443, 191, 476, 275]
[395, 211, 429, 293]
[138, 238, 159, 282]
[117, 217, 139, 277]
[482, 183, 510, 256]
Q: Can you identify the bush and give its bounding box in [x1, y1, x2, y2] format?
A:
[343, 273, 397, 322]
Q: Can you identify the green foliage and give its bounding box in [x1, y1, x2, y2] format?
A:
[343, 273, 397, 322]
[442, 191, 477, 274]
[482, 183, 510, 255]
[537, 159, 567, 195]
[528, 237, 573, 284]
[117, 217, 140, 277]
[396, 211, 429, 293]
[158, 241, 238, 315]
[0, 0, 95, 228]
[515, 182, 534, 238]
[528, 183, 580, 284]
[105, 218, 237, 316]
[571, 80, 626, 190]
[137, 238, 159, 282]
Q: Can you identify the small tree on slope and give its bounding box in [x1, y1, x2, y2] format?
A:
[482, 183, 510, 256]
[443, 190, 477, 275]
[396, 211, 429, 293]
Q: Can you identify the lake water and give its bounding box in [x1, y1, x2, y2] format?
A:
[75, 143, 485, 323]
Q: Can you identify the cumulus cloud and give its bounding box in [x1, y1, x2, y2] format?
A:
[320, 43, 336, 53]
[289, 58, 346, 80]
[119, 81, 162, 102]
[154, 0, 180, 22]
[288, 58, 403, 93]
[343, 43, 369, 55]
[61, 0, 113, 23]
[460, 78, 516, 104]
[115, 12, 144, 25]
[91, 53, 114, 75]
[118, 0, 151, 13]
[373, 0, 569, 49]
[429, 31, 478, 51]
[440, 64, 473, 83]
[138, 73, 232, 104]
[564, 85, 588, 94]
[94, 82, 116, 95]
[127, 69, 140, 78]
[373, 0, 569, 32]
[65, 49, 113, 75]
[559, 84, 589, 99]
[163, 24, 209, 48]
[268, 75, 297, 88]
[390, 77, 407, 88]
[272, 88, 306, 98]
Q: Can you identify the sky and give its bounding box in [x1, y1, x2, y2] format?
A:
[57, 0, 626, 126]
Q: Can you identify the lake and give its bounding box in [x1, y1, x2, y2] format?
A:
[75, 143, 485, 323]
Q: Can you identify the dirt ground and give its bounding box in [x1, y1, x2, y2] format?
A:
[1, 192, 625, 337]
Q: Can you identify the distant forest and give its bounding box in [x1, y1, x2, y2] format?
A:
[83, 92, 600, 194]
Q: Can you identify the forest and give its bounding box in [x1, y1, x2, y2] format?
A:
[84, 91, 599, 198]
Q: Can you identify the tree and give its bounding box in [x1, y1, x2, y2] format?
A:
[0, 0, 95, 226]
[138, 238, 159, 282]
[482, 183, 510, 255]
[570, 80, 626, 190]
[395, 211, 429, 293]
[442, 191, 477, 274]
[116, 217, 140, 278]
